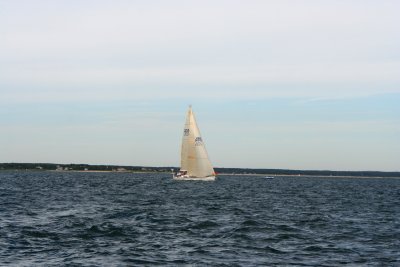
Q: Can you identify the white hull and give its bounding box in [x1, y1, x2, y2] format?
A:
[173, 175, 215, 181]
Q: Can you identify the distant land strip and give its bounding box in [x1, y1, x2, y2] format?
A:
[1, 163, 399, 178]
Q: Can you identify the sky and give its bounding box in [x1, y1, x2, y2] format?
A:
[1, 0, 399, 171]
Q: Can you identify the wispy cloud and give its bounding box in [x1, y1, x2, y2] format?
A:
[1, 61, 399, 104]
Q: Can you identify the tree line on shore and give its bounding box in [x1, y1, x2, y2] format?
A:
[1, 163, 399, 177]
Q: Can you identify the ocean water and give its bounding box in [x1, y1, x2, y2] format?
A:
[0, 171, 399, 266]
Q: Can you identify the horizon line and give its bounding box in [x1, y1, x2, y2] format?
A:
[1, 162, 399, 174]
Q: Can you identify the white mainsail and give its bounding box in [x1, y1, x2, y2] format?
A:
[176, 106, 215, 179]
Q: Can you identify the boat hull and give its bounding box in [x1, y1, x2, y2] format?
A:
[172, 175, 216, 181]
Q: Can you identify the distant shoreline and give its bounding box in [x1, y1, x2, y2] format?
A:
[1, 163, 399, 178]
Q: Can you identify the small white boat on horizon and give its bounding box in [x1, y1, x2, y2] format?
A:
[173, 106, 216, 181]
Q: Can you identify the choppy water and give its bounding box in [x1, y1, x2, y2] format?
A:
[0, 171, 399, 266]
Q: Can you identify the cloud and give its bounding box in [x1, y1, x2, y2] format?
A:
[1, 1, 399, 105]
[2, 1, 400, 64]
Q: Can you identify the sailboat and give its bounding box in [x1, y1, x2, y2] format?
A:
[173, 106, 216, 181]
